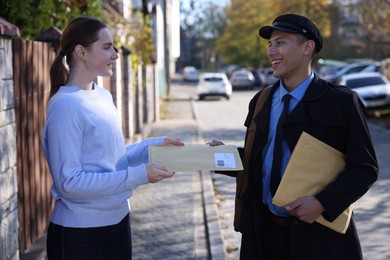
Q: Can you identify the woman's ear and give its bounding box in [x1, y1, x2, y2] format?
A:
[74, 45, 87, 60]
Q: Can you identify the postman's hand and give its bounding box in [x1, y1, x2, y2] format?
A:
[163, 137, 184, 146]
[285, 196, 325, 224]
[207, 140, 224, 146]
[146, 163, 175, 183]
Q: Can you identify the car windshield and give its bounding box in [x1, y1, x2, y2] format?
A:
[233, 73, 248, 78]
[346, 76, 386, 89]
[335, 64, 369, 77]
[204, 77, 223, 82]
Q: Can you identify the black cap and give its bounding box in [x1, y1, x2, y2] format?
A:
[259, 14, 323, 53]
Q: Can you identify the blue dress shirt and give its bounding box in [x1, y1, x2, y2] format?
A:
[261, 73, 314, 216]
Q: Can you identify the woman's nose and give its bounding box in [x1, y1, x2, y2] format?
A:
[112, 47, 119, 59]
[113, 51, 119, 60]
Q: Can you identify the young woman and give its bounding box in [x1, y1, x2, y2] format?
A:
[42, 16, 183, 259]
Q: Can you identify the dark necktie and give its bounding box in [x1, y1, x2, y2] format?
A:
[270, 94, 291, 196]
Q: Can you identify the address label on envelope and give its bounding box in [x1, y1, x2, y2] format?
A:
[148, 144, 243, 172]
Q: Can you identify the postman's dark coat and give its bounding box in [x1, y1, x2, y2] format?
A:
[235, 75, 378, 259]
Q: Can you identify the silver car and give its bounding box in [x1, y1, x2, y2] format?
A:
[230, 69, 257, 90]
[182, 66, 199, 82]
[339, 72, 390, 114]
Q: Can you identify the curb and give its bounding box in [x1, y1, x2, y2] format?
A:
[191, 99, 228, 259]
[201, 170, 227, 259]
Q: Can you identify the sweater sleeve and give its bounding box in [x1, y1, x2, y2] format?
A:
[126, 137, 166, 166]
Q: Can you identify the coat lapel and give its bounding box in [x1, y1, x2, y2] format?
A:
[284, 75, 329, 149]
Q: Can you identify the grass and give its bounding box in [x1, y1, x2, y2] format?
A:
[159, 100, 171, 120]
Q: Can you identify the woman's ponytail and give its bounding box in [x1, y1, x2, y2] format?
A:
[49, 53, 68, 99]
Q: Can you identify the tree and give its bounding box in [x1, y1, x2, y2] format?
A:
[272, 0, 331, 60]
[356, 0, 390, 58]
[180, 0, 226, 38]
[272, 0, 330, 38]
[128, 11, 155, 65]
[216, 0, 331, 67]
[216, 0, 274, 67]
[1, 0, 155, 67]
[0, 0, 102, 39]
[0, 0, 52, 39]
[180, 0, 227, 69]
[51, 0, 102, 32]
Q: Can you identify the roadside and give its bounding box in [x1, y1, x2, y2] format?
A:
[129, 80, 227, 259]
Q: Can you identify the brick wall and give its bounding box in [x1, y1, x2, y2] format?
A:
[0, 37, 20, 260]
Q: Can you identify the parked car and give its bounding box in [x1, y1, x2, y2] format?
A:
[182, 66, 199, 82]
[319, 66, 343, 78]
[197, 72, 232, 100]
[256, 69, 267, 88]
[361, 62, 381, 73]
[246, 68, 264, 88]
[230, 69, 257, 90]
[323, 62, 373, 84]
[339, 72, 390, 114]
[219, 64, 241, 79]
[260, 67, 279, 86]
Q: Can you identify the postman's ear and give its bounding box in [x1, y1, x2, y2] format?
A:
[303, 40, 316, 56]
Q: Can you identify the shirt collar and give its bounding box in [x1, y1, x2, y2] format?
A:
[278, 72, 314, 102]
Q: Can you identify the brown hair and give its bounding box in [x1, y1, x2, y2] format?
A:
[49, 16, 107, 99]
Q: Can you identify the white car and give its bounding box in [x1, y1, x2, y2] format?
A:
[339, 72, 390, 114]
[197, 73, 232, 100]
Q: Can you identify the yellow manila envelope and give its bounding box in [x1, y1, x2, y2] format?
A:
[272, 132, 353, 234]
[148, 144, 243, 172]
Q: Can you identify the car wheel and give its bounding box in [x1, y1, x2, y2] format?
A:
[199, 95, 205, 101]
[225, 95, 230, 100]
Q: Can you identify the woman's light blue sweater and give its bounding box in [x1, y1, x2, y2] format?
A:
[42, 85, 164, 228]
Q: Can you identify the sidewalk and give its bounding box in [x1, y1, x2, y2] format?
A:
[129, 89, 227, 259]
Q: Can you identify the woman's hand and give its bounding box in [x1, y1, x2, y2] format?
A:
[146, 163, 175, 183]
[207, 140, 224, 146]
[163, 137, 184, 146]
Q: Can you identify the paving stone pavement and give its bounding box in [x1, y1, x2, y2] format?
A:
[129, 94, 226, 259]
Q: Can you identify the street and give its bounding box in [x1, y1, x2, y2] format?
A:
[177, 80, 390, 260]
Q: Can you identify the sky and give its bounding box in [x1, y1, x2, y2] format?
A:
[180, 0, 230, 26]
[181, 0, 231, 9]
